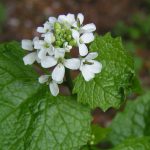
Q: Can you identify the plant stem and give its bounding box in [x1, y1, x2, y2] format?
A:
[65, 68, 73, 93]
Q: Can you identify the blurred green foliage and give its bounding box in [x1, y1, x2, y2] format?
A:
[112, 11, 150, 73]
[113, 13, 150, 49]
[91, 124, 110, 145]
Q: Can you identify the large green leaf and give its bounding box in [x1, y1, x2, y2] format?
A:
[108, 92, 150, 145]
[111, 137, 150, 150]
[73, 33, 135, 111]
[0, 42, 92, 150]
[0, 42, 40, 103]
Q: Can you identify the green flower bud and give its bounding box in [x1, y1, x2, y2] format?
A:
[61, 29, 65, 34]
[59, 33, 63, 37]
[56, 36, 60, 41]
[66, 35, 72, 42]
[55, 29, 61, 34]
[55, 40, 62, 47]
[60, 38, 65, 43]
[66, 29, 72, 35]
[63, 34, 67, 38]
[54, 22, 61, 30]
[69, 39, 76, 46]
[90, 141, 94, 145]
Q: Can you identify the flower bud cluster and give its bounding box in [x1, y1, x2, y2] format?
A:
[21, 13, 102, 96]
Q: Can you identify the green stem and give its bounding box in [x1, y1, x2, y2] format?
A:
[65, 68, 73, 94]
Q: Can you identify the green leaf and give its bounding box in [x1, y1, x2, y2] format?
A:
[128, 75, 143, 94]
[111, 137, 150, 150]
[80, 125, 109, 150]
[0, 42, 40, 102]
[0, 92, 91, 150]
[73, 33, 135, 111]
[91, 124, 110, 144]
[108, 92, 150, 145]
[81, 145, 99, 150]
[0, 42, 92, 150]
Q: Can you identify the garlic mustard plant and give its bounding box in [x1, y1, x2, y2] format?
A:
[21, 13, 102, 96]
[0, 11, 137, 149]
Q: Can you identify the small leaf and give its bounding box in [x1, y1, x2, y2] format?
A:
[0, 42, 92, 149]
[111, 137, 150, 150]
[91, 124, 110, 144]
[108, 92, 150, 145]
[73, 33, 135, 111]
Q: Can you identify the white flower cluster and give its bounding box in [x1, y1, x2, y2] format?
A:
[21, 13, 102, 96]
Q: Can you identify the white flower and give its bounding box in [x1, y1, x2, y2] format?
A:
[22, 13, 102, 96]
[37, 17, 57, 34]
[22, 37, 40, 65]
[23, 52, 38, 65]
[48, 17, 57, 25]
[58, 13, 76, 27]
[22, 39, 33, 51]
[72, 29, 95, 56]
[37, 21, 51, 34]
[73, 13, 96, 34]
[80, 52, 102, 81]
[38, 75, 60, 96]
[80, 23, 96, 34]
[77, 13, 84, 26]
[41, 49, 80, 82]
[63, 42, 72, 52]
[44, 32, 55, 43]
[37, 41, 54, 59]
[33, 33, 55, 60]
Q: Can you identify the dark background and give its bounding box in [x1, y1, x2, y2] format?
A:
[0, 0, 145, 41]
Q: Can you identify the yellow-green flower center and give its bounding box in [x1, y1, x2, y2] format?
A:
[54, 22, 76, 47]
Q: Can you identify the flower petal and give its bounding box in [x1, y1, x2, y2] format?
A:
[43, 21, 51, 31]
[44, 33, 55, 43]
[38, 75, 49, 84]
[54, 48, 65, 59]
[52, 64, 65, 82]
[23, 52, 37, 65]
[38, 49, 47, 59]
[33, 37, 41, 49]
[35, 52, 41, 63]
[88, 60, 102, 74]
[80, 33, 94, 44]
[47, 46, 55, 56]
[58, 15, 67, 23]
[34, 42, 41, 50]
[67, 13, 75, 24]
[80, 23, 96, 33]
[63, 42, 72, 52]
[64, 58, 80, 70]
[21, 40, 33, 51]
[77, 13, 84, 25]
[79, 44, 88, 56]
[85, 52, 98, 60]
[37, 27, 45, 33]
[80, 65, 95, 81]
[49, 81, 59, 96]
[72, 29, 80, 42]
[72, 22, 78, 28]
[48, 17, 57, 24]
[41, 56, 57, 68]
